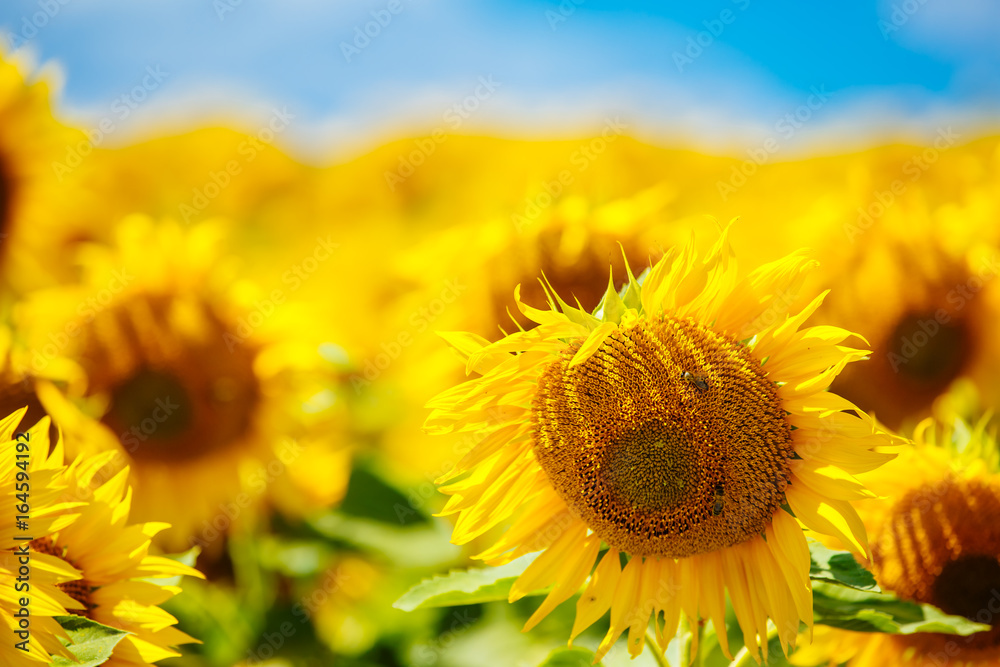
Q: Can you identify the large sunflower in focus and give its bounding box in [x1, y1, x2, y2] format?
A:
[377, 186, 713, 483]
[426, 226, 896, 662]
[13, 216, 346, 549]
[793, 417, 1000, 667]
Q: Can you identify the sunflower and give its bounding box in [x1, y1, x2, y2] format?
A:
[425, 226, 896, 662]
[13, 215, 346, 549]
[809, 137, 1000, 431]
[30, 445, 203, 666]
[0, 53, 96, 295]
[0, 409, 83, 665]
[374, 185, 710, 488]
[792, 416, 1000, 667]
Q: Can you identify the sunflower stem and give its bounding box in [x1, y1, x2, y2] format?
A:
[646, 630, 670, 667]
[728, 624, 779, 667]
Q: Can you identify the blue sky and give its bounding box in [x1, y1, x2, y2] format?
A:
[2, 0, 998, 162]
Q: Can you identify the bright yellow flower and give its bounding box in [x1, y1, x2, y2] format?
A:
[426, 226, 896, 662]
[794, 138, 1000, 430]
[0, 53, 96, 294]
[13, 215, 347, 549]
[0, 410, 82, 665]
[31, 446, 203, 667]
[792, 417, 1000, 667]
[374, 185, 700, 486]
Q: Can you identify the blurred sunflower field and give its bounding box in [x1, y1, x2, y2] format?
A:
[1, 2, 1000, 666]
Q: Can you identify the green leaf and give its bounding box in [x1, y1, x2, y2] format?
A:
[807, 540, 878, 591]
[394, 555, 540, 611]
[537, 646, 603, 666]
[52, 616, 130, 667]
[598, 271, 626, 324]
[310, 512, 459, 568]
[339, 461, 431, 526]
[620, 262, 644, 312]
[813, 582, 991, 636]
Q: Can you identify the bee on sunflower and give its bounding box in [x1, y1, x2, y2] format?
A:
[424, 225, 897, 662]
[792, 415, 1000, 667]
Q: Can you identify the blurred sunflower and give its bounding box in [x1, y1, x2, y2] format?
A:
[13, 215, 347, 549]
[792, 416, 1000, 667]
[426, 226, 896, 662]
[0, 410, 82, 665]
[31, 447, 203, 666]
[815, 140, 1000, 430]
[0, 54, 95, 295]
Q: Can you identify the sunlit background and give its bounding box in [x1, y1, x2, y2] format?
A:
[1, 1, 999, 666]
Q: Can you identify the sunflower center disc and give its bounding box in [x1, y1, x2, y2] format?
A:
[532, 315, 793, 558]
[603, 420, 697, 512]
[30, 537, 95, 615]
[874, 477, 1000, 650]
[931, 555, 1000, 625]
[86, 293, 261, 463]
[888, 311, 970, 387]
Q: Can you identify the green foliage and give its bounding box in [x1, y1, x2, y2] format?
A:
[812, 582, 991, 636]
[806, 540, 988, 636]
[339, 460, 432, 526]
[807, 540, 878, 591]
[52, 616, 130, 667]
[394, 555, 539, 611]
[537, 646, 603, 666]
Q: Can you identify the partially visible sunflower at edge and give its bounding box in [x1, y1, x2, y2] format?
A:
[792, 416, 1000, 667]
[0, 410, 82, 665]
[816, 140, 1000, 431]
[0, 53, 97, 296]
[1, 405, 203, 666]
[33, 447, 203, 666]
[12, 215, 348, 551]
[425, 225, 897, 662]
